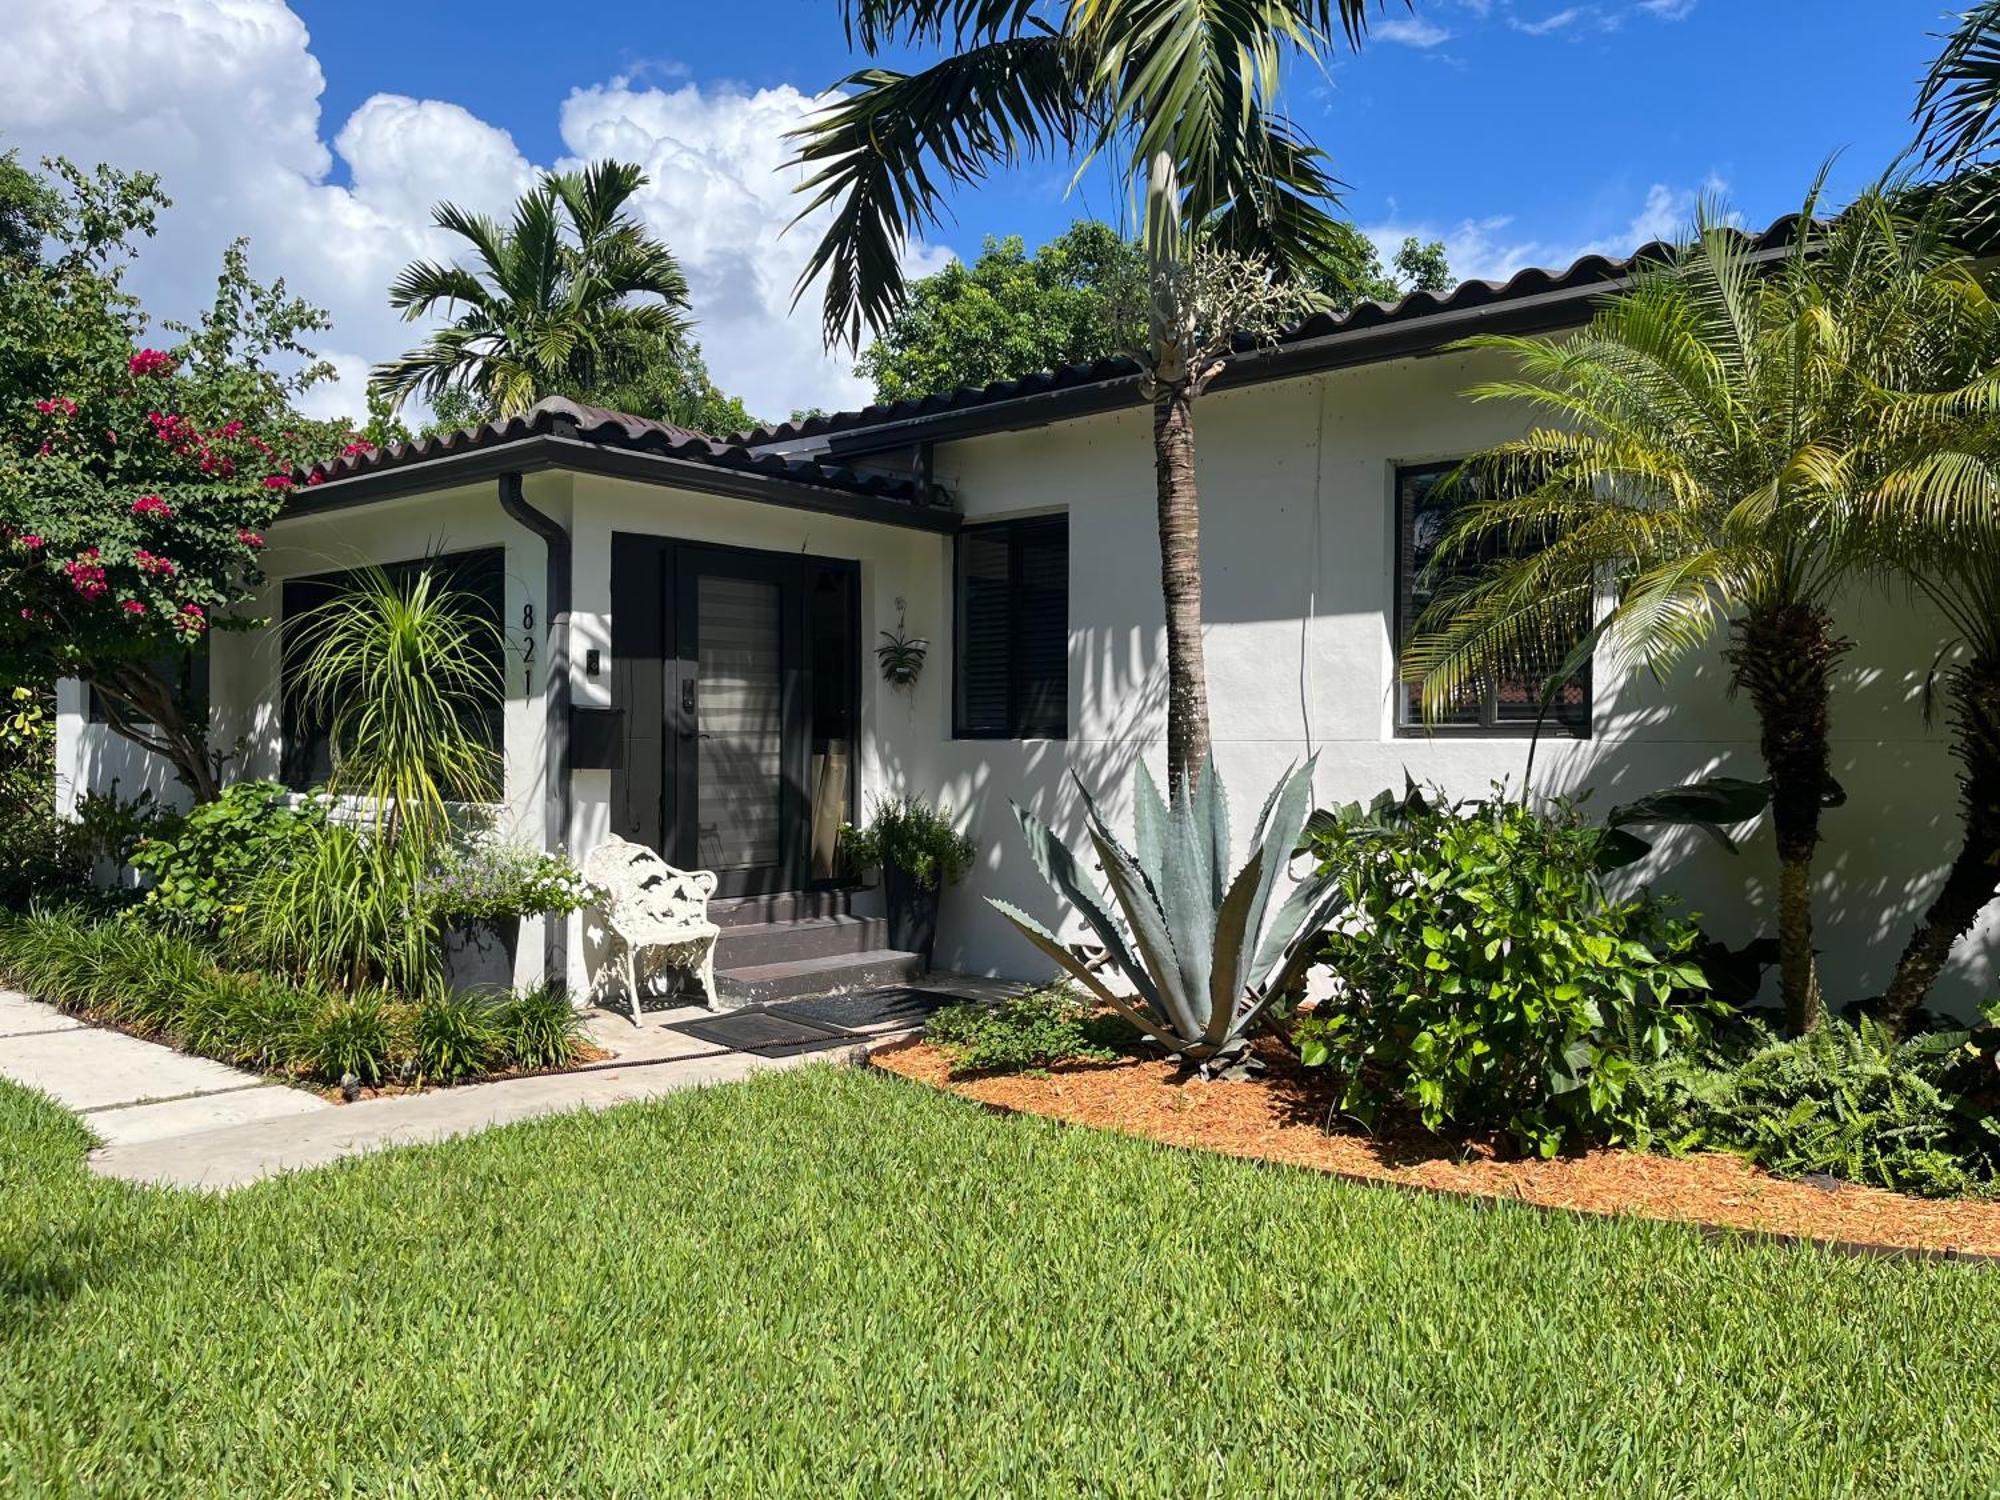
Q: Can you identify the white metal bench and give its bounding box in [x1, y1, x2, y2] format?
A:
[583, 836, 722, 1023]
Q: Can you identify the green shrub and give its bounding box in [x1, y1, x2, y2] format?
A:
[411, 989, 505, 1083]
[495, 981, 589, 1072]
[1296, 787, 1720, 1156]
[128, 780, 326, 938]
[0, 908, 591, 1090]
[839, 797, 974, 889]
[1631, 1015, 2000, 1198]
[295, 990, 403, 1087]
[926, 984, 1132, 1075]
[236, 822, 434, 993]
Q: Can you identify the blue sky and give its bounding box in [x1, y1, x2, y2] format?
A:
[0, 2, 1953, 421]
[295, 0, 1939, 273]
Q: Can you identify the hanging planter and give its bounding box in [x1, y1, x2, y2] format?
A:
[877, 596, 928, 688]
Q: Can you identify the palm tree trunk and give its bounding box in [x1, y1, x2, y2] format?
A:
[1883, 655, 2000, 1032]
[1154, 385, 1210, 789]
[1727, 602, 1851, 1033]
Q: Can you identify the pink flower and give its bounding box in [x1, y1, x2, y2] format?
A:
[121, 599, 148, 615]
[132, 493, 174, 520]
[18, 608, 34, 621]
[17, 534, 42, 551]
[237, 529, 265, 549]
[177, 603, 207, 634]
[33, 397, 77, 417]
[306, 471, 325, 486]
[128, 349, 174, 378]
[342, 440, 376, 457]
[218, 420, 244, 438]
[262, 474, 294, 490]
[134, 549, 178, 578]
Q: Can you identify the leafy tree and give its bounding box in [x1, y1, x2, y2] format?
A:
[372, 160, 692, 418]
[0, 156, 350, 801]
[793, 0, 1392, 784]
[1400, 189, 2000, 1034]
[857, 222, 1140, 402]
[574, 330, 760, 436]
[856, 217, 1450, 408]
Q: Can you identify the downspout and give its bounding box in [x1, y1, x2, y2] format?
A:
[498, 472, 571, 984]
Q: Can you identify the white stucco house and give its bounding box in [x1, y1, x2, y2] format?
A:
[54, 217, 1999, 1011]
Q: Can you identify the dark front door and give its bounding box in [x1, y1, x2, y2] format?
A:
[610, 536, 857, 897]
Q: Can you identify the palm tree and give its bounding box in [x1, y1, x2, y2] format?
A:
[788, 0, 1391, 786]
[1400, 190, 1997, 1035]
[372, 160, 690, 419]
[1915, 3, 2000, 239]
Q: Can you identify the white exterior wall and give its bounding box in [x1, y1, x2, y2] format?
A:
[914, 348, 1994, 1013]
[55, 346, 1998, 1012]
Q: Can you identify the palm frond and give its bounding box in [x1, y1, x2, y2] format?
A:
[787, 36, 1081, 347]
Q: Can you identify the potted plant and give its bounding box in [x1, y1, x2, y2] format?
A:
[839, 798, 975, 966]
[423, 842, 600, 994]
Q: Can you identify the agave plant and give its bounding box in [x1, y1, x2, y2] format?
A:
[992, 760, 1344, 1073]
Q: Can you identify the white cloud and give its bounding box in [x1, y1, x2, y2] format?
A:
[559, 79, 952, 420]
[1510, 7, 1589, 36]
[1375, 17, 1453, 47]
[1363, 175, 1729, 287]
[0, 0, 934, 427]
[1638, 0, 1697, 18]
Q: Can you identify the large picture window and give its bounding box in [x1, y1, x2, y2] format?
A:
[1395, 461, 1591, 737]
[280, 547, 506, 790]
[954, 515, 1068, 740]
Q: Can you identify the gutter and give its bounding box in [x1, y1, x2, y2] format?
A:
[497, 472, 572, 985]
[283, 434, 958, 533]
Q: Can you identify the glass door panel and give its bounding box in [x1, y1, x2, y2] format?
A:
[694, 572, 785, 875]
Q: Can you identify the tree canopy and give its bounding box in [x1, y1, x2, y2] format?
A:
[858, 218, 1449, 403]
[0, 152, 352, 798]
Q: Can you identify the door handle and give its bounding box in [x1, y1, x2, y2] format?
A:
[679, 676, 696, 737]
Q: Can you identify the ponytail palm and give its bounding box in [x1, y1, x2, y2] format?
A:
[286, 564, 503, 850]
[1402, 189, 1997, 1033]
[792, 0, 1395, 786]
[372, 160, 690, 418]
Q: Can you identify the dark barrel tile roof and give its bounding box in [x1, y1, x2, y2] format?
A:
[297, 396, 924, 502]
[735, 214, 1803, 449]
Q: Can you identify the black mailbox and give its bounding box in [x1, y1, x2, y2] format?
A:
[569, 706, 626, 770]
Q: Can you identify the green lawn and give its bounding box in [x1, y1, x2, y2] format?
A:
[5, 1066, 1997, 1497]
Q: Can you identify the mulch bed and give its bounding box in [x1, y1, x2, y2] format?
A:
[871, 1037, 2000, 1261]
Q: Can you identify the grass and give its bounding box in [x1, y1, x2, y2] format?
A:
[5, 1066, 2000, 1495]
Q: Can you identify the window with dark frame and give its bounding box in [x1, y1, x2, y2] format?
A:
[1394, 461, 1591, 737]
[279, 547, 507, 791]
[954, 514, 1069, 740]
[87, 646, 210, 730]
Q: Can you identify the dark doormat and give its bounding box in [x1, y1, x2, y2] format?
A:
[668, 1009, 859, 1059]
[776, 986, 962, 1032]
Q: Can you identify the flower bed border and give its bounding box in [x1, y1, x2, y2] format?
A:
[862, 1038, 2000, 1269]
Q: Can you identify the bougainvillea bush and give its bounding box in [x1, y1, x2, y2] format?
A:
[0, 154, 358, 799]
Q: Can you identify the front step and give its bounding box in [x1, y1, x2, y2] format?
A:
[716, 948, 927, 1006]
[709, 890, 856, 929]
[714, 913, 890, 969]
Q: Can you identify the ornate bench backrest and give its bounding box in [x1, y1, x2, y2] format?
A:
[584, 836, 717, 938]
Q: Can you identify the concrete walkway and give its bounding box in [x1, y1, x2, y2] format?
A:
[0, 990, 327, 1148]
[3, 975, 1001, 1191]
[0, 988, 919, 1192]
